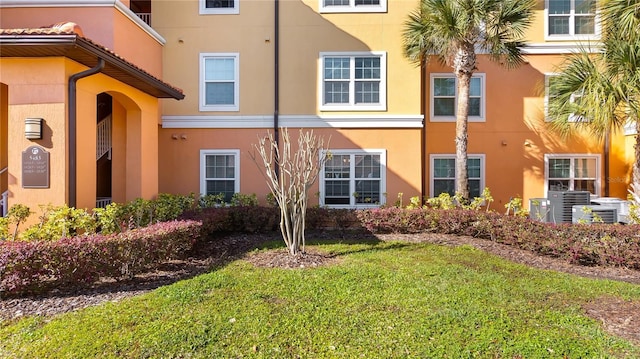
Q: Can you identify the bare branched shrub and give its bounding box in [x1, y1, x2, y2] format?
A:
[251, 128, 330, 255]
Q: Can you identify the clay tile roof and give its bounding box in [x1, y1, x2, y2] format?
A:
[0, 23, 184, 100]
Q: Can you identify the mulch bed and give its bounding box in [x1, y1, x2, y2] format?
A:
[1, 231, 639, 345]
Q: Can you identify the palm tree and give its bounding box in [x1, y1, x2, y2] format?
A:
[547, 0, 640, 200]
[403, 0, 536, 202]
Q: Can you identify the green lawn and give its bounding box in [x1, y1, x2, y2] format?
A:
[2, 238, 640, 358]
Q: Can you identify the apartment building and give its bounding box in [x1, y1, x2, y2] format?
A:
[425, 0, 632, 208]
[155, 0, 423, 208]
[0, 0, 635, 215]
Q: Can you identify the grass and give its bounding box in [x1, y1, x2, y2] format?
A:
[2, 238, 640, 358]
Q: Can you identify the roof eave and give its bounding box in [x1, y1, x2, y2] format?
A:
[0, 34, 184, 100]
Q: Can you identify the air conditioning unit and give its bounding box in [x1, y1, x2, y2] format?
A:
[529, 198, 550, 222]
[572, 205, 618, 224]
[547, 190, 591, 223]
[590, 197, 630, 223]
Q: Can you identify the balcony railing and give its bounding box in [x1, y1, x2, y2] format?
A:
[136, 12, 151, 26]
[96, 197, 112, 209]
[1, 190, 7, 217]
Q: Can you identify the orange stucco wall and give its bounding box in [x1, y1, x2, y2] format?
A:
[155, 0, 423, 205]
[0, 56, 162, 218]
[68, 61, 161, 209]
[0, 58, 69, 212]
[425, 54, 632, 207]
[157, 127, 423, 206]
[156, 0, 421, 116]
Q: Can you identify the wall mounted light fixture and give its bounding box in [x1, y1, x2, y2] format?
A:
[25, 118, 43, 140]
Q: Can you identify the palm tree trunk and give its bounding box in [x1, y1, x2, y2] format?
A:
[633, 120, 640, 199]
[453, 44, 476, 203]
[455, 73, 470, 202]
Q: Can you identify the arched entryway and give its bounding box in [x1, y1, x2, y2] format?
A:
[75, 87, 157, 210]
[96, 92, 113, 208]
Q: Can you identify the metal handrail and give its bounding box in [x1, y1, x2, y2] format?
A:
[0, 167, 7, 175]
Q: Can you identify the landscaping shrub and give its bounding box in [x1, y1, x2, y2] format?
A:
[305, 207, 361, 231]
[181, 206, 279, 236]
[0, 220, 201, 297]
[20, 205, 97, 241]
[356, 207, 640, 270]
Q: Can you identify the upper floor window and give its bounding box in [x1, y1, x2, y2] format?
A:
[430, 155, 485, 198]
[200, 53, 239, 112]
[320, 149, 386, 208]
[545, 154, 599, 195]
[200, 150, 240, 203]
[200, 0, 239, 15]
[430, 73, 485, 122]
[320, 52, 387, 111]
[320, 0, 387, 13]
[546, 0, 597, 39]
[545, 74, 588, 122]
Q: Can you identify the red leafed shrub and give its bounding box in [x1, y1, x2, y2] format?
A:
[181, 206, 361, 236]
[181, 206, 279, 235]
[0, 220, 201, 297]
[355, 207, 640, 271]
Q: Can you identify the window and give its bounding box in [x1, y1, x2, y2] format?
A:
[200, 150, 240, 203]
[545, 74, 587, 122]
[430, 73, 485, 122]
[320, 52, 386, 111]
[320, 150, 386, 207]
[546, 0, 597, 38]
[545, 154, 599, 195]
[200, 0, 239, 14]
[320, 0, 387, 13]
[430, 155, 485, 198]
[200, 53, 239, 111]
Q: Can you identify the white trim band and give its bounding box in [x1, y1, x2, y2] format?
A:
[521, 43, 602, 55]
[162, 114, 424, 129]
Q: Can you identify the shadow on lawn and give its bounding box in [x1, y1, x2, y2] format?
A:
[248, 230, 412, 258]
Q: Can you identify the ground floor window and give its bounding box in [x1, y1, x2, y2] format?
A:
[320, 149, 386, 207]
[430, 155, 484, 198]
[200, 149, 240, 202]
[545, 154, 599, 195]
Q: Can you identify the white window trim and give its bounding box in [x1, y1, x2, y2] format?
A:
[199, 149, 241, 199]
[319, 0, 387, 13]
[544, 73, 587, 122]
[318, 51, 387, 111]
[430, 73, 485, 122]
[624, 119, 638, 136]
[319, 149, 387, 208]
[199, 0, 239, 15]
[429, 154, 485, 198]
[544, 73, 558, 121]
[199, 53, 239, 112]
[544, 0, 600, 41]
[544, 153, 600, 197]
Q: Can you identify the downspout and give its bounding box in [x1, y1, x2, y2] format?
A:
[420, 55, 427, 205]
[274, 0, 280, 178]
[604, 130, 610, 197]
[68, 58, 105, 208]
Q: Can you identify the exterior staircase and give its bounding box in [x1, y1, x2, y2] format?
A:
[97, 115, 112, 160]
[96, 115, 112, 208]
